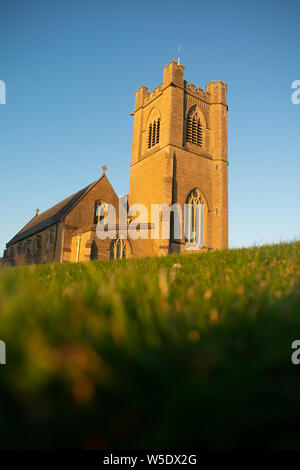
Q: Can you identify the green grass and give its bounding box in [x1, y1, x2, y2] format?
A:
[0, 242, 300, 449]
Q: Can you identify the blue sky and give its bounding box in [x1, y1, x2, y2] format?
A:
[0, 0, 299, 253]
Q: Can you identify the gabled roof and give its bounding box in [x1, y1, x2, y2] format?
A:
[7, 180, 98, 247]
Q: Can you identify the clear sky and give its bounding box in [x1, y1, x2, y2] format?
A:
[0, 0, 299, 254]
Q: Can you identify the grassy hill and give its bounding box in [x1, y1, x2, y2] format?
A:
[0, 242, 300, 449]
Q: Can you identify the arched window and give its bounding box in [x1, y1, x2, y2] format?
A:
[185, 188, 204, 247]
[110, 238, 126, 260]
[94, 200, 107, 224]
[90, 240, 98, 260]
[46, 231, 55, 252]
[33, 236, 41, 255]
[25, 239, 32, 257]
[186, 108, 203, 146]
[148, 117, 160, 149]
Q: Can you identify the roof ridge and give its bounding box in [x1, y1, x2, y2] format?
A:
[6, 180, 96, 247]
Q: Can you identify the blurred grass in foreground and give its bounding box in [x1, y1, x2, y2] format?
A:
[0, 242, 300, 449]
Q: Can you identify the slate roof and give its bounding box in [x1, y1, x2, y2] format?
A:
[7, 182, 96, 247]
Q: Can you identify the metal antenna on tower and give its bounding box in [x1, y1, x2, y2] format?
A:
[178, 45, 181, 66]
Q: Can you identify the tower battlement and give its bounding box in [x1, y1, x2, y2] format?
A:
[185, 81, 211, 103]
[135, 62, 227, 110]
[135, 60, 185, 110]
[135, 84, 163, 110]
[143, 84, 163, 105]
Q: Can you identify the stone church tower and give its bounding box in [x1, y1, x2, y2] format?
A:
[129, 60, 228, 255]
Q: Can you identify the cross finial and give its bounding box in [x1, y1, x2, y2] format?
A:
[178, 45, 181, 66]
[36, 208, 40, 216]
[101, 165, 107, 176]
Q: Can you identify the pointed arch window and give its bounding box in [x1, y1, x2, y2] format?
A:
[90, 240, 98, 260]
[186, 108, 203, 146]
[148, 117, 160, 149]
[46, 231, 55, 252]
[110, 238, 126, 260]
[25, 239, 32, 257]
[33, 236, 41, 255]
[185, 188, 204, 247]
[94, 200, 108, 224]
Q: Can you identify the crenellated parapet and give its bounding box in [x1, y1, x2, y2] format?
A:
[135, 60, 186, 110]
[134, 63, 227, 111]
[184, 81, 211, 104]
[135, 83, 164, 110]
[143, 84, 163, 105]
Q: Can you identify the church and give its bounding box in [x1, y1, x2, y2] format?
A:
[5, 60, 228, 265]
